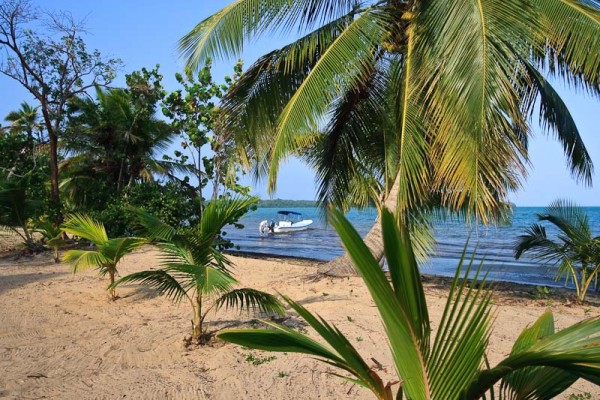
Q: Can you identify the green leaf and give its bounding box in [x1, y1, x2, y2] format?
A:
[62, 214, 109, 245]
[215, 288, 285, 316]
[329, 209, 429, 398]
[112, 269, 189, 303]
[62, 249, 110, 274]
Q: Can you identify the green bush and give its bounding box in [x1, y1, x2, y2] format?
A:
[94, 181, 200, 237]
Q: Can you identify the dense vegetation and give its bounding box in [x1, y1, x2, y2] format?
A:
[0, 1, 248, 248]
[257, 199, 318, 208]
[1, 0, 600, 397]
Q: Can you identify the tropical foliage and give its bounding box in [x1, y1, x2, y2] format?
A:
[0, 175, 43, 250]
[179, 0, 599, 274]
[33, 219, 65, 263]
[218, 209, 600, 399]
[515, 199, 600, 303]
[112, 197, 284, 343]
[62, 214, 146, 299]
[0, 0, 122, 222]
[162, 60, 248, 204]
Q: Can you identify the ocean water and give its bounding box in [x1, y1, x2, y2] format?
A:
[224, 207, 600, 288]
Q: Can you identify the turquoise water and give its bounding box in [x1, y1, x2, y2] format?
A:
[225, 207, 600, 288]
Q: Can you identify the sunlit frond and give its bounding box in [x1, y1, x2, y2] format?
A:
[62, 214, 109, 245]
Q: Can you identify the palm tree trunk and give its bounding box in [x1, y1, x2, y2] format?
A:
[108, 270, 116, 299]
[192, 293, 203, 342]
[318, 173, 401, 276]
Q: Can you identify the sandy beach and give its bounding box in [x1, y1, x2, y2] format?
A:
[0, 247, 598, 399]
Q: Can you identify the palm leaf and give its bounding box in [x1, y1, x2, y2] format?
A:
[112, 269, 190, 303]
[62, 249, 110, 274]
[215, 288, 285, 316]
[129, 207, 179, 243]
[330, 208, 430, 398]
[462, 315, 600, 398]
[534, 0, 600, 93]
[522, 63, 593, 184]
[179, 0, 357, 69]
[218, 295, 390, 398]
[267, 9, 388, 192]
[100, 237, 147, 264]
[498, 310, 578, 399]
[62, 214, 109, 245]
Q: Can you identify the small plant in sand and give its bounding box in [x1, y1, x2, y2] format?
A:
[219, 209, 600, 399]
[0, 176, 43, 252]
[515, 199, 600, 304]
[112, 197, 284, 344]
[34, 219, 65, 263]
[62, 214, 146, 299]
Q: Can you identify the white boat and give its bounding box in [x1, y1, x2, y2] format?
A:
[259, 211, 313, 234]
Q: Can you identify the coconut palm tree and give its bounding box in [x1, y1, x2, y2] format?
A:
[179, 0, 598, 275]
[62, 214, 147, 299]
[218, 208, 600, 399]
[514, 199, 600, 304]
[4, 101, 42, 141]
[112, 197, 284, 343]
[63, 87, 193, 194]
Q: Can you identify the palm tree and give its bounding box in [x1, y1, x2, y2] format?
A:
[61, 214, 147, 299]
[63, 87, 191, 193]
[112, 197, 284, 343]
[218, 209, 600, 399]
[179, 0, 598, 275]
[0, 176, 43, 250]
[514, 199, 600, 304]
[4, 102, 42, 141]
[34, 219, 65, 263]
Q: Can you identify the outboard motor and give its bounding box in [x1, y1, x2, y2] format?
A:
[259, 220, 269, 234]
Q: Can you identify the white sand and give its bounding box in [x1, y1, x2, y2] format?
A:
[0, 247, 598, 399]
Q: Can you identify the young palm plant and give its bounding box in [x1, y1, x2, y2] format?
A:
[112, 197, 284, 343]
[0, 176, 43, 251]
[514, 199, 600, 304]
[34, 219, 65, 263]
[62, 214, 147, 299]
[218, 209, 600, 399]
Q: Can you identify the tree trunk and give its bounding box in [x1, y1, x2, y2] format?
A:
[107, 270, 116, 299]
[192, 293, 203, 342]
[40, 105, 61, 227]
[318, 172, 402, 277]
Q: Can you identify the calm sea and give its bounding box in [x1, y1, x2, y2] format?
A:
[225, 207, 600, 288]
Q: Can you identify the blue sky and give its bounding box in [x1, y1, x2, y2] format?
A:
[1, 0, 598, 205]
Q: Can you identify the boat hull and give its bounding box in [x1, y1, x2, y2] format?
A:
[273, 220, 313, 233]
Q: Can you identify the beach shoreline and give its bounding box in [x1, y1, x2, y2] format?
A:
[0, 247, 598, 399]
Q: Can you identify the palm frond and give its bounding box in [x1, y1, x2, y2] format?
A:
[112, 269, 190, 303]
[523, 63, 593, 184]
[215, 288, 285, 316]
[330, 208, 430, 398]
[498, 311, 578, 399]
[62, 214, 109, 245]
[62, 249, 110, 274]
[218, 296, 390, 398]
[428, 250, 493, 398]
[267, 9, 387, 192]
[179, 0, 357, 69]
[100, 237, 147, 264]
[129, 207, 179, 243]
[462, 315, 600, 398]
[534, 0, 600, 94]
